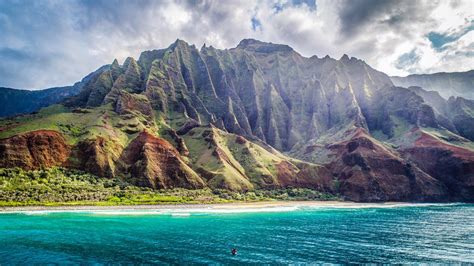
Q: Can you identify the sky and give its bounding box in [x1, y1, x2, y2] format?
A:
[0, 0, 473, 89]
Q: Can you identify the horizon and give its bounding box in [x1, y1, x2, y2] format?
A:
[1, 0, 473, 90]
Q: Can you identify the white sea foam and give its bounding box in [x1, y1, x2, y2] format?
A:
[300, 202, 466, 210]
[171, 213, 191, 217]
[24, 211, 52, 216]
[88, 206, 301, 216]
[91, 211, 163, 216]
[1, 202, 467, 216]
[197, 206, 300, 213]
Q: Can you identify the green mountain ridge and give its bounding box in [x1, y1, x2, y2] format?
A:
[1, 39, 473, 202]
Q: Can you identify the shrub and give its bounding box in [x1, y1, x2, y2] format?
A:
[0, 167, 339, 206]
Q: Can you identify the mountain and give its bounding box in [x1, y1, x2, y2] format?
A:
[391, 70, 474, 100]
[406, 86, 474, 141]
[1, 39, 473, 202]
[0, 85, 80, 118]
[0, 66, 108, 118]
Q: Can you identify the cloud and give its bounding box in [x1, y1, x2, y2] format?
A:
[336, 0, 439, 38]
[0, 0, 472, 89]
[329, 0, 474, 76]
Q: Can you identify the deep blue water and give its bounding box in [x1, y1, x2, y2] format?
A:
[0, 204, 473, 264]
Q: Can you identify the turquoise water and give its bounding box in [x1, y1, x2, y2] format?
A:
[0, 204, 473, 264]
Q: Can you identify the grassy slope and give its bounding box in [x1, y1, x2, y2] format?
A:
[368, 114, 474, 151]
[0, 101, 337, 204]
[0, 167, 338, 207]
[0, 103, 156, 147]
[182, 126, 314, 190]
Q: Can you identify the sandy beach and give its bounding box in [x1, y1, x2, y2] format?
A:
[0, 200, 450, 214]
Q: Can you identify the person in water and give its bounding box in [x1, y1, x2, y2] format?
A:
[231, 248, 237, 256]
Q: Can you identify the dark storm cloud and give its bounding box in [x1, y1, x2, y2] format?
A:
[338, 0, 394, 36]
[337, 0, 438, 37]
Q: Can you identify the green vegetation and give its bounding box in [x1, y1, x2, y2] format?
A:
[421, 127, 474, 151]
[0, 103, 152, 147]
[0, 167, 339, 207]
[389, 115, 412, 139]
[181, 126, 300, 191]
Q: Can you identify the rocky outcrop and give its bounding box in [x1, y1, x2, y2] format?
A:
[165, 129, 190, 156]
[0, 130, 70, 169]
[112, 57, 143, 93]
[112, 90, 154, 119]
[176, 119, 200, 135]
[69, 137, 123, 178]
[65, 67, 114, 108]
[120, 131, 205, 189]
[365, 86, 438, 139]
[276, 161, 335, 191]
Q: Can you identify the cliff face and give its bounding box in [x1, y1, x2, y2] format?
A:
[1, 39, 473, 202]
[407, 86, 474, 141]
[68, 39, 393, 152]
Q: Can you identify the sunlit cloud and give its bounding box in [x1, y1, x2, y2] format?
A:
[0, 0, 472, 89]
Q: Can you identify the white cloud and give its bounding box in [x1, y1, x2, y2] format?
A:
[0, 0, 472, 89]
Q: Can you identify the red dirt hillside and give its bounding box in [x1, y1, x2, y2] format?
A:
[0, 130, 70, 170]
[119, 131, 206, 189]
[400, 129, 474, 201]
[324, 128, 447, 202]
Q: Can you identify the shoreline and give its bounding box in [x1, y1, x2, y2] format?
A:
[0, 201, 465, 213]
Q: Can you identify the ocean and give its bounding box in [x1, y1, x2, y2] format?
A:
[0, 203, 473, 264]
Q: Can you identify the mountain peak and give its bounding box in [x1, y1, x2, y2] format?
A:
[201, 43, 217, 52]
[123, 57, 137, 69]
[236, 39, 293, 53]
[237, 38, 263, 47]
[340, 54, 350, 61]
[169, 39, 192, 50]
